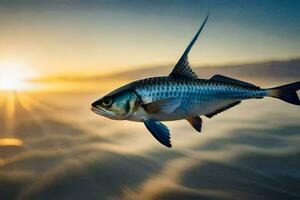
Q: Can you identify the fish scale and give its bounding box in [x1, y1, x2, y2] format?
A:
[133, 76, 266, 120]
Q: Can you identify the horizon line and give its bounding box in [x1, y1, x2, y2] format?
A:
[29, 56, 300, 83]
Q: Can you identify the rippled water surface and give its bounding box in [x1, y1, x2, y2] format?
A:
[0, 90, 299, 200]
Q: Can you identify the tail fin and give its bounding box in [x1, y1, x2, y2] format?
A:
[267, 81, 300, 105]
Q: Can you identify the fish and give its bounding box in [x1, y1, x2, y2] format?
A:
[91, 15, 300, 148]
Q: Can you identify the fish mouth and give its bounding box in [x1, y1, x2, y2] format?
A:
[91, 106, 116, 118]
[91, 106, 105, 115]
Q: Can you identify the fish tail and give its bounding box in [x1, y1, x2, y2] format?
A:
[266, 81, 300, 105]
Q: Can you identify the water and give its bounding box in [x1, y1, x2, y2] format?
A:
[0, 89, 299, 200]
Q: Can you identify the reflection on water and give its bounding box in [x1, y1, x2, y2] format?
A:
[0, 138, 23, 146]
[0, 88, 299, 200]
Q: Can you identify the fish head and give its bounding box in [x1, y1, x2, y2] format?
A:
[91, 87, 140, 120]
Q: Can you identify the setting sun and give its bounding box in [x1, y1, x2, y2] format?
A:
[0, 61, 36, 91]
[0, 77, 23, 91]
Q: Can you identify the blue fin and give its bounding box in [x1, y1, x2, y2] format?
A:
[169, 14, 209, 79]
[143, 119, 171, 148]
[143, 97, 181, 114]
[210, 75, 259, 89]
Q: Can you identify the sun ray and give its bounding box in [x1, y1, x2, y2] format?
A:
[16, 93, 33, 111]
[16, 93, 50, 133]
[4, 92, 16, 134]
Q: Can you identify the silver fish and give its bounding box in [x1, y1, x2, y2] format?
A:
[91, 15, 300, 148]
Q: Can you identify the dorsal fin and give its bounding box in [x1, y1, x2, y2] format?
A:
[169, 14, 209, 79]
[210, 75, 259, 89]
[205, 101, 241, 118]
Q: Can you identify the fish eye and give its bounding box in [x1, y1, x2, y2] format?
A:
[102, 98, 113, 108]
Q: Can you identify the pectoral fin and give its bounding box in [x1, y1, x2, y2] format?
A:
[186, 116, 202, 132]
[143, 97, 181, 114]
[143, 119, 171, 148]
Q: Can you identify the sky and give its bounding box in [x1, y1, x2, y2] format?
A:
[0, 0, 299, 77]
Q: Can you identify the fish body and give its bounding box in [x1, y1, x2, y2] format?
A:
[126, 76, 266, 121]
[91, 15, 300, 147]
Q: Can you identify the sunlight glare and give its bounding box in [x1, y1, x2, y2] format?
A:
[0, 77, 23, 91]
[0, 61, 36, 91]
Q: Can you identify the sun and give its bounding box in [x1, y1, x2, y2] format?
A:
[0, 77, 23, 91]
[0, 61, 36, 91]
